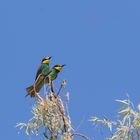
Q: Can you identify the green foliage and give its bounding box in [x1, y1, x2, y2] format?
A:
[90, 97, 140, 140]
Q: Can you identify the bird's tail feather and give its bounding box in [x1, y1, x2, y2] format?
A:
[26, 75, 48, 97]
[25, 85, 36, 97]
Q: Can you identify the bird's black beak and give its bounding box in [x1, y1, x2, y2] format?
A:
[61, 64, 66, 67]
[49, 56, 52, 59]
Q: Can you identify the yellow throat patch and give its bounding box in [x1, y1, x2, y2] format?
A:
[55, 66, 62, 71]
[42, 59, 50, 64]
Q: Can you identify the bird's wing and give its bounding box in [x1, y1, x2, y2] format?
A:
[45, 69, 52, 78]
[35, 69, 52, 86]
[35, 65, 44, 80]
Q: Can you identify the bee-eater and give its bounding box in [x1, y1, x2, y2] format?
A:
[26, 56, 52, 97]
[26, 64, 65, 97]
[46, 64, 66, 81]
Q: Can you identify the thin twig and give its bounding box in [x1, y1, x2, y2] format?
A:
[50, 80, 54, 93]
[33, 74, 44, 101]
[137, 129, 140, 140]
[130, 130, 140, 140]
[66, 92, 70, 119]
[56, 84, 63, 97]
[43, 132, 48, 140]
[56, 97, 67, 133]
[36, 94, 44, 102]
[33, 76, 39, 96]
[75, 116, 85, 131]
[34, 74, 42, 87]
[43, 78, 47, 95]
[71, 132, 91, 140]
[56, 81, 68, 132]
[48, 76, 54, 93]
[56, 80, 66, 97]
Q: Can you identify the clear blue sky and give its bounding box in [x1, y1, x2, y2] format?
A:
[0, 0, 140, 139]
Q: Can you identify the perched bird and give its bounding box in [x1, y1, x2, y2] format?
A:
[46, 64, 66, 81]
[38, 64, 66, 93]
[26, 56, 52, 97]
[26, 64, 66, 97]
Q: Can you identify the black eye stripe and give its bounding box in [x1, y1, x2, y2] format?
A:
[52, 65, 61, 69]
[42, 58, 50, 62]
[54, 65, 60, 67]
